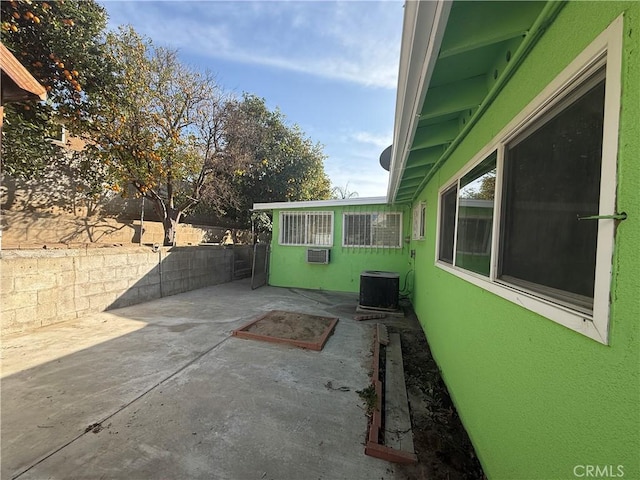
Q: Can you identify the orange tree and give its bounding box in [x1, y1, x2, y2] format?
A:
[86, 27, 244, 246]
[1, 0, 113, 181]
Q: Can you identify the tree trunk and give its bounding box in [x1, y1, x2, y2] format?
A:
[162, 207, 181, 246]
[147, 194, 182, 247]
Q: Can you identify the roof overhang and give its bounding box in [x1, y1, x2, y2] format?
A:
[0, 42, 47, 104]
[253, 196, 388, 211]
[388, 1, 563, 203]
[387, 0, 452, 202]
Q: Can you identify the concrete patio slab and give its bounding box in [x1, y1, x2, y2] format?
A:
[1, 280, 401, 479]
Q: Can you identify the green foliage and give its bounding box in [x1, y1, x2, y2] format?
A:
[86, 27, 238, 245]
[331, 182, 359, 199]
[356, 384, 378, 416]
[221, 94, 332, 224]
[1, 103, 62, 177]
[1, 0, 113, 178]
[2, 7, 333, 241]
[465, 173, 495, 200]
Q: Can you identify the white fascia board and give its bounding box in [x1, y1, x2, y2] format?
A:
[387, 0, 452, 202]
[253, 196, 388, 211]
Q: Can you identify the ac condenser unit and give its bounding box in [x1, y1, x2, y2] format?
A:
[306, 248, 330, 264]
[359, 271, 399, 311]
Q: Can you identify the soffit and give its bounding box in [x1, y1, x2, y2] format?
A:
[393, 1, 547, 203]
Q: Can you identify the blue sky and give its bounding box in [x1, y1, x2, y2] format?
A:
[98, 0, 404, 198]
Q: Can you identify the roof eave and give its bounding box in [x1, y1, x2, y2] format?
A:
[0, 42, 47, 103]
[253, 196, 389, 211]
[387, 0, 452, 202]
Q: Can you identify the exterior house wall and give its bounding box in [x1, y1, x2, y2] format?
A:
[409, 2, 639, 479]
[268, 203, 412, 293]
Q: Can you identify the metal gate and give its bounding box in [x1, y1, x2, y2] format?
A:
[251, 243, 270, 290]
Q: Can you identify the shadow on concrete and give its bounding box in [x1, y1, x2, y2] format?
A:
[106, 245, 252, 312]
[1, 283, 386, 480]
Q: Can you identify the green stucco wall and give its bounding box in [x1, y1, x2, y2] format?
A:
[410, 2, 639, 479]
[267, 204, 412, 293]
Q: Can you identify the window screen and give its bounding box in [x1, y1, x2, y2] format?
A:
[499, 73, 605, 309]
[280, 212, 333, 246]
[343, 212, 401, 247]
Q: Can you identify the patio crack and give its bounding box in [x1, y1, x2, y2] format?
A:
[11, 335, 233, 480]
[287, 288, 335, 306]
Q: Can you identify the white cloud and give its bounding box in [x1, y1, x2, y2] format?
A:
[350, 131, 392, 149]
[325, 150, 389, 198]
[326, 163, 389, 198]
[99, 1, 400, 197]
[101, 0, 403, 89]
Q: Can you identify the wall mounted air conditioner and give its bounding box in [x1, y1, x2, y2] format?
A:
[306, 248, 330, 264]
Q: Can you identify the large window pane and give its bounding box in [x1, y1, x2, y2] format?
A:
[499, 77, 605, 309]
[456, 153, 496, 276]
[438, 185, 457, 264]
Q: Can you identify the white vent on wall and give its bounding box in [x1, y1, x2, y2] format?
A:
[306, 248, 330, 264]
[413, 201, 426, 240]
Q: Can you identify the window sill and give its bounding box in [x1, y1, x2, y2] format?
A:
[279, 244, 333, 248]
[435, 261, 608, 344]
[342, 245, 403, 249]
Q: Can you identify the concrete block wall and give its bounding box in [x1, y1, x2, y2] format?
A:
[0, 245, 247, 335]
[1, 210, 240, 247]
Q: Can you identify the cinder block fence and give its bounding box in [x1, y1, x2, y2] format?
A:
[0, 245, 250, 335]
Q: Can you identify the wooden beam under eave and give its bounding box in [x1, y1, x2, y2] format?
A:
[411, 120, 458, 151]
[395, 188, 415, 197]
[398, 177, 423, 189]
[395, 195, 413, 204]
[395, 194, 417, 205]
[438, 1, 545, 59]
[405, 146, 442, 169]
[401, 171, 427, 182]
[420, 75, 487, 121]
[396, 183, 420, 195]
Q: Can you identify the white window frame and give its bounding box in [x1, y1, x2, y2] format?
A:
[434, 16, 623, 345]
[342, 211, 403, 248]
[412, 202, 426, 240]
[279, 211, 334, 247]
